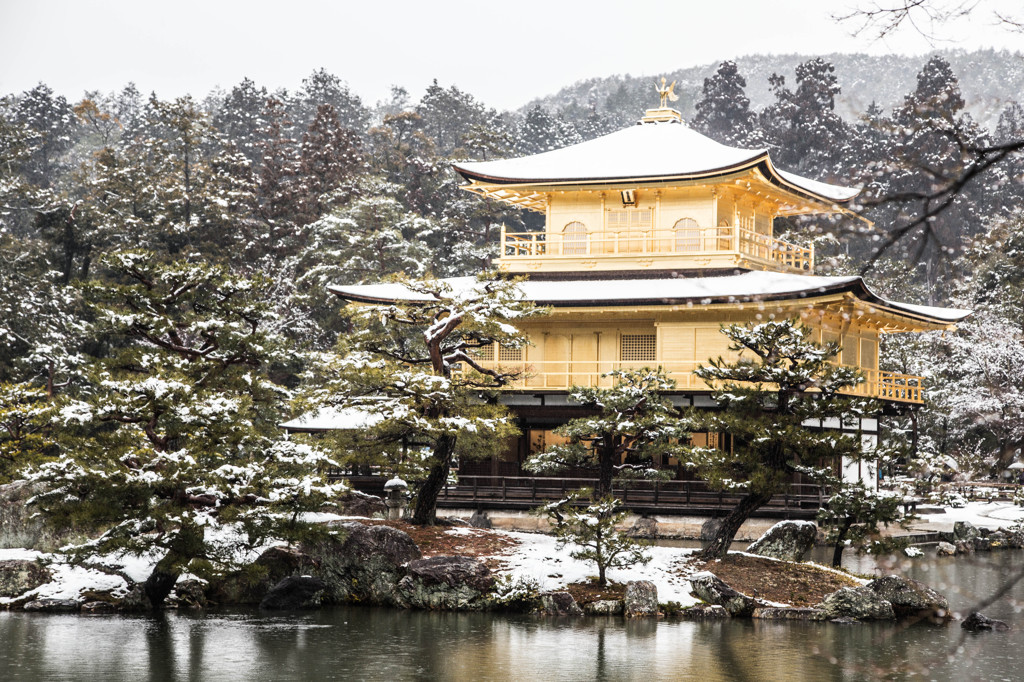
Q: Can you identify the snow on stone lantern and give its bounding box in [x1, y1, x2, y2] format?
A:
[384, 476, 409, 520]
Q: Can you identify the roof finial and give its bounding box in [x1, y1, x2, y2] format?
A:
[655, 77, 679, 109]
[641, 78, 683, 124]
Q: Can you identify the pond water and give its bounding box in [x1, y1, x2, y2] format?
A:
[2, 550, 1022, 682]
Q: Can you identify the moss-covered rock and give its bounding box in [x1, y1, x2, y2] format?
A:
[817, 586, 895, 621]
[0, 559, 51, 598]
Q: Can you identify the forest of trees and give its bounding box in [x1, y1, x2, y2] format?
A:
[2, 51, 1023, 511]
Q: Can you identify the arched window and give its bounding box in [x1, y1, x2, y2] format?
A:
[562, 221, 588, 255]
[673, 218, 700, 252]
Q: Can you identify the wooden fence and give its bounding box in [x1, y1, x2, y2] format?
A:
[436, 475, 827, 518]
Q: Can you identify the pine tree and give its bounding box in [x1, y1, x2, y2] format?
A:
[296, 68, 369, 133]
[10, 83, 79, 188]
[864, 56, 987, 286]
[256, 98, 302, 251]
[541, 495, 650, 587]
[516, 105, 581, 155]
[0, 382, 57, 483]
[26, 252, 342, 608]
[311, 275, 546, 525]
[524, 368, 686, 496]
[759, 59, 848, 177]
[681, 320, 876, 560]
[817, 482, 901, 566]
[415, 80, 489, 157]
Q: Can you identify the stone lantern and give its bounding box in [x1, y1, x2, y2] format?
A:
[383, 477, 408, 520]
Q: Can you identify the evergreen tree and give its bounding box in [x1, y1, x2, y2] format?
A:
[863, 56, 987, 285]
[10, 83, 79, 188]
[296, 68, 369, 133]
[516, 105, 581, 155]
[312, 275, 545, 525]
[681, 320, 876, 560]
[759, 58, 848, 177]
[211, 78, 271, 165]
[27, 251, 341, 608]
[541, 494, 650, 587]
[817, 482, 901, 566]
[524, 368, 686, 496]
[415, 80, 489, 157]
[0, 382, 56, 483]
[692, 61, 760, 147]
[296, 103, 364, 223]
[256, 98, 302, 249]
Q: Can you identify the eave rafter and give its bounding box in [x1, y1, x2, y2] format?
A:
[462, 182, 548, 212]
[815, 298, 951, 333]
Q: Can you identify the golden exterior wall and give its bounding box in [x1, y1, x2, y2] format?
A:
[501, 184, 810, 274]
[474, 300, 921, 402]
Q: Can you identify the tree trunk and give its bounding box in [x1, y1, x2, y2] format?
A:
[143, 521, 204, 608]
[598, 440, 616, 497]
[143, 562, 180, 608]
[832, 519, 854, 567]
[411, 434, 456, 525]
[696, 490, 774, 560]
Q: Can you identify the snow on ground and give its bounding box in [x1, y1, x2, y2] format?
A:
[914, 501, 1024, 531]
[444, 526, 479, 536]
[496, 531, 699, 606]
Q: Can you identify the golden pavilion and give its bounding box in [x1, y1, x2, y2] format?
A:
[327, 103, 969, 508]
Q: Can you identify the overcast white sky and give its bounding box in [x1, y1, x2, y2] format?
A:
[0, 0, 1020, 110]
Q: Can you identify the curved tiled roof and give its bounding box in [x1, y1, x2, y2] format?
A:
[328, 272, 970, 326]
[453, 120, 859, 204]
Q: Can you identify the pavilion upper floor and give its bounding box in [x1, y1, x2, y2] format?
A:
[454, 109, 862, 276]
[495, 181, 815, 274]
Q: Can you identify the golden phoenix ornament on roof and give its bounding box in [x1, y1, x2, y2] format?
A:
[655, 77, 679, 108]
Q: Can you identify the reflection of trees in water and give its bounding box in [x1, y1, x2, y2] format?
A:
[4, 564, 1024, 682]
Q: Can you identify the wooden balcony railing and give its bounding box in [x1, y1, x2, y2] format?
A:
[464, 360, 925, 404]
[499, 225, 814, 271]
[437, 475, 828, 517]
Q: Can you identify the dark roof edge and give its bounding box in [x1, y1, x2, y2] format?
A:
[328, 279, 968, 326]
[453, 155, 856, 207]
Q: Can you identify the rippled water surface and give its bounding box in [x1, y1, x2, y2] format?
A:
[2, 550, 1022, 681]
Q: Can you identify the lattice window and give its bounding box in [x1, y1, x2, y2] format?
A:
[755, 212, 771, 235]
[607, 208, 652, 230]
[474, 343, 495, 361]
[562, 221, 588, 255]
[498, 344, 523, 362]
[673, 217, 700, 252]
[620, 334, 656, 362]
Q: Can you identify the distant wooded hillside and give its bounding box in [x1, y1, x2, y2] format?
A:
[526, 50, 1024, 130]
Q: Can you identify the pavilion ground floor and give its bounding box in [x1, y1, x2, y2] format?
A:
[436, 391, 893, 518]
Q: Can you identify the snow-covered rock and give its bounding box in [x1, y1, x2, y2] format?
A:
[817, 586, 895, 621]
[689, 571, 768, 617]
[397, 556, 495, 610]
[0, 559, 51, 598]
[867, 576, 949, 622]
[746, 520, 817, 562]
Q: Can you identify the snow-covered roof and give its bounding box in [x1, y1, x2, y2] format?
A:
[328, 272, 971, 326]
[453, 120, 859, 204]
[280, 406, 383, 432]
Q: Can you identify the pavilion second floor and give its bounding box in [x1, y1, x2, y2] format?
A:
[464, 331, 924, 405]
